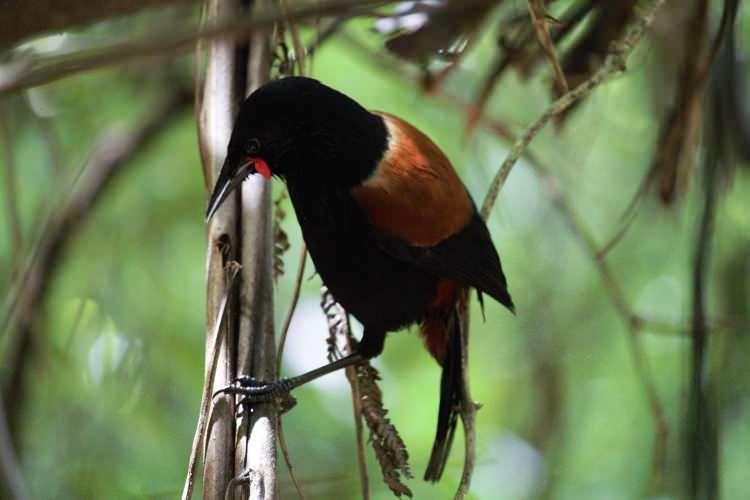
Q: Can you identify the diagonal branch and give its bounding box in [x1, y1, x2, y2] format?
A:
[182, 263, 241, 500]
[527, 0, 568, 95]
[480, 0, 666, 219]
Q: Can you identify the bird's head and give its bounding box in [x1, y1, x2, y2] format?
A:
[205, 76, 388, 221]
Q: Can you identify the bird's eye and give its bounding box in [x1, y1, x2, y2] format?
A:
[246, 138, 261, 156]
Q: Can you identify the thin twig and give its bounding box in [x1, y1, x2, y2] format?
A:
[194, 2, 209, 188]
[280, 0, 307, 75]
[343, 315, 370, 500]
[595, 179, 647, 259]
[480, 0, 666, 220]
[454, 290, 475, 500]
[181, 263, 241, 500]
[687, 146, 719, 500]
[306, 18, 346, 57]
[274, 246, 309, 500]
[527, 0, 568, 95]
[277, 422, 308, 500]
[465, 1, 596, 135]
[321, 289, 378, 498]
[276, 246, 308, 376]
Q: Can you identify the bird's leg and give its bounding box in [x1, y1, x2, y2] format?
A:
[215, 329, 385, 407]
[214, 352, 366, 404]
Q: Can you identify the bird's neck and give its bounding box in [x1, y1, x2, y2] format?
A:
[282, 111, 389, 188]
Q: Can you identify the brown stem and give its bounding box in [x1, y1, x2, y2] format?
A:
[527, 0, 568, 94]
[182, 263, 241, 500]
[454, 290, 475, 500]
[480, 0, 666, 219]
[343, 317, 370, 500]
[277, 420, 308, 500]
[198, 0, 243, 497]
[276, 246, 308, 376]
[274, 246, 309, 500]
[234, 6, 277, 496]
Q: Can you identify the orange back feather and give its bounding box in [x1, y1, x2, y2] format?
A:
[351, 112, 473, 247]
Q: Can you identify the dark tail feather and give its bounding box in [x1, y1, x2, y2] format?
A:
[424, 309, 464, 482]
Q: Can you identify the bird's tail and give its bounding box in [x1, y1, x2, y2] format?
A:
[423, 307, 464, 482]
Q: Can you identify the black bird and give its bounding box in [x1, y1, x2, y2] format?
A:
[206, 76, 513, 481]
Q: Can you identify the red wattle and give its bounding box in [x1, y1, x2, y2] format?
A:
[255, 158, 271, 179]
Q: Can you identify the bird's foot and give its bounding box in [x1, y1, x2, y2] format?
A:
[213, 375, 297, 413]
[226, 467, 264, 499]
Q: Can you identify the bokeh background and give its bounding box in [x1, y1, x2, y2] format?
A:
[1, 2, 749, 499]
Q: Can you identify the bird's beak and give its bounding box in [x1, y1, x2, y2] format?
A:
[205, 157, 257, 222]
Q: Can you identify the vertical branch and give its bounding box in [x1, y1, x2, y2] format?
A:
[199, 0, 242, 497]
[455, 290, 475, 500]
[235, 1, 277, 496]
[275, 246, 308, 500]
[687, 138, 719, 500]
[342, 317, 370, 500]
[686, 3, 738, 496]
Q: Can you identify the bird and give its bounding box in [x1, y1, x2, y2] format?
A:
[206, 76, 513, 482]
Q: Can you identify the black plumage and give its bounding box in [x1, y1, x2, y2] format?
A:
[206, 76, 513, 482]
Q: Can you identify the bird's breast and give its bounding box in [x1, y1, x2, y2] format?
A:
[286, 180, 437, 331]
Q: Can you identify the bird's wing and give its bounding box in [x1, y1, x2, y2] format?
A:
[373, 214, 514, 310]
[351, 112, 513, 309]
[351, 112, 474, 247]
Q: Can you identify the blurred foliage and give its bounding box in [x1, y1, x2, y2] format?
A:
[1, 2, 750, 499]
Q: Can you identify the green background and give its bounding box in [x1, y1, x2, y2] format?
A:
[1, 5, 749, 499]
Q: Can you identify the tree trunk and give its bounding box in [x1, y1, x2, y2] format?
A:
[199, 0, 275, 498]
[235, 2, 277, 499]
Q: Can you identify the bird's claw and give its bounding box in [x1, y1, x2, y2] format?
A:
[213, 375, 297, 413]
[226, 467, 263, 499]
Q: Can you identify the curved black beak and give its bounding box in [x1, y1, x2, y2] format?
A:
[205, 158, 256, 222]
